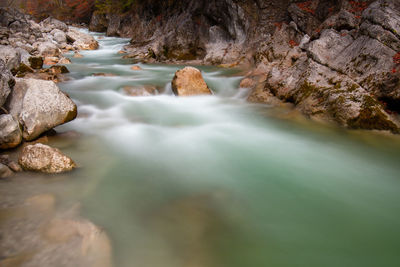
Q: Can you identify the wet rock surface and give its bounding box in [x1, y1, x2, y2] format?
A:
[19, 143, 76, 173]
[0, 190, 112, 267]
[171, 67, 212, 96]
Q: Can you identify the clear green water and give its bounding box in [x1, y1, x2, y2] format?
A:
[53, 31, 400, 267]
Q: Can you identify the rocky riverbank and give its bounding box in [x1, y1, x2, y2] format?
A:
[90, 0, 400, 133]
[0, 7, 99, 178]
[0, 8, 114, 267]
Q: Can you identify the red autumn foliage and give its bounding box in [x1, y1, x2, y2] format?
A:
[348, 1, 368, 13]
[296, 1, 315, 15]
[65, 0, 95, 20]
[25, 0, 95, 22]
[289, 40, 299, 47]
[274, 22, 283, 30]
[393, 52, 400, 64]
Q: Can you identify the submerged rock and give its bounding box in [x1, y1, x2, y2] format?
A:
[171, 67, 212, 96]
[43, 218, 113, 267]
[130, 65, 142, 71]
[0, 163, 13, 178]
[122, 85, 157, 96]
[7, 78, 77, 141]
[24, 194, 56, 214]
[92, 73, 116, 77]
[19, 143, 76, 173]
[73, 52, 84, 58]
[0, 114, 22, 149]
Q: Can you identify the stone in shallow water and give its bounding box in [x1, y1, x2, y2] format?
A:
[73, 52, 83, 58]
[130, 65, 142, 71]
[19, 143, 76, 173]
[171, 66, 212, 96]
[122, 85, 157, 96]
[0, 163, 13, 178]
[24, 194, 56, 214]
[0, 114, 22, 149]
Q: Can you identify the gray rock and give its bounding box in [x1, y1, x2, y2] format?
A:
[363, 0, 400, 39]
[330, 35, 395, 78]
[0, 59, 14, 107]
[360, 20, 400, 52]
[51, 29, 67, 44]
[0, 45, 21, 71]
[19, 143, 76, 173]
[0, 114, 22, 149]
[171, 67, 212, 96]
[89, 11, 108, 32]
[321, 9, 358, 31]
[260, 55, 400, 133]
[36, 41, 60, 57]
[40, 17, 68, 32]
[15, 47, 31, 65]
[307, 29, 354, 66]
[7, 78, 77, 141]
[288, 3, 321, 35]
[0, 163, 13, 178]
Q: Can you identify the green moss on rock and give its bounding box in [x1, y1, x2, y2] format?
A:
[347, 95, 400, 133]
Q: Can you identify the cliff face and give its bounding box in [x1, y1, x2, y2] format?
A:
[89, 0, 292, 63]
[90, 0, 400, 133]
[88, 0, 351, 64]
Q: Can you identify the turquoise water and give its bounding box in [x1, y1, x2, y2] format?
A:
[54, 31, 400, 267]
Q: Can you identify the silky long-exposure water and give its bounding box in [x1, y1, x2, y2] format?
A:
[2, 30, 400, 267]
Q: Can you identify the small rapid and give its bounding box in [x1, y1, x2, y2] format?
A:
[49, 30, 400, 267]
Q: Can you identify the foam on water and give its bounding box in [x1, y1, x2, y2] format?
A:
[54, 30, 400, 267]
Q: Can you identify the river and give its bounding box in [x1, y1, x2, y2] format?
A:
[3, 30, 400, 267]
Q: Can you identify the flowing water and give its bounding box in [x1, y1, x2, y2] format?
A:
[3, 30, 400, 267]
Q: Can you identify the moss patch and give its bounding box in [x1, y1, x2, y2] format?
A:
[347, 95, 399, 133]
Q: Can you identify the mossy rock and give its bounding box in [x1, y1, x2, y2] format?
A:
[14, 63, 34, 77]
[347, 95, 400, 133]
[28, 57, 44, 69]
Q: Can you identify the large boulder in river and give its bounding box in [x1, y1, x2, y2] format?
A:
[67, 28, 99, 50]
[171, 67, 212, 96]
[19, 143, 76, 173]
[0, 114, 22, 149]
[0, 59, 14, 107]
[0, 45, 21, 71]
[7, 78, 77, 141]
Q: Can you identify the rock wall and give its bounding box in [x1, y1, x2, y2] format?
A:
[90, 0, 400, 133]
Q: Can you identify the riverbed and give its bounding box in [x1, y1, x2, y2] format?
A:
[2, 30, 400, 267]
